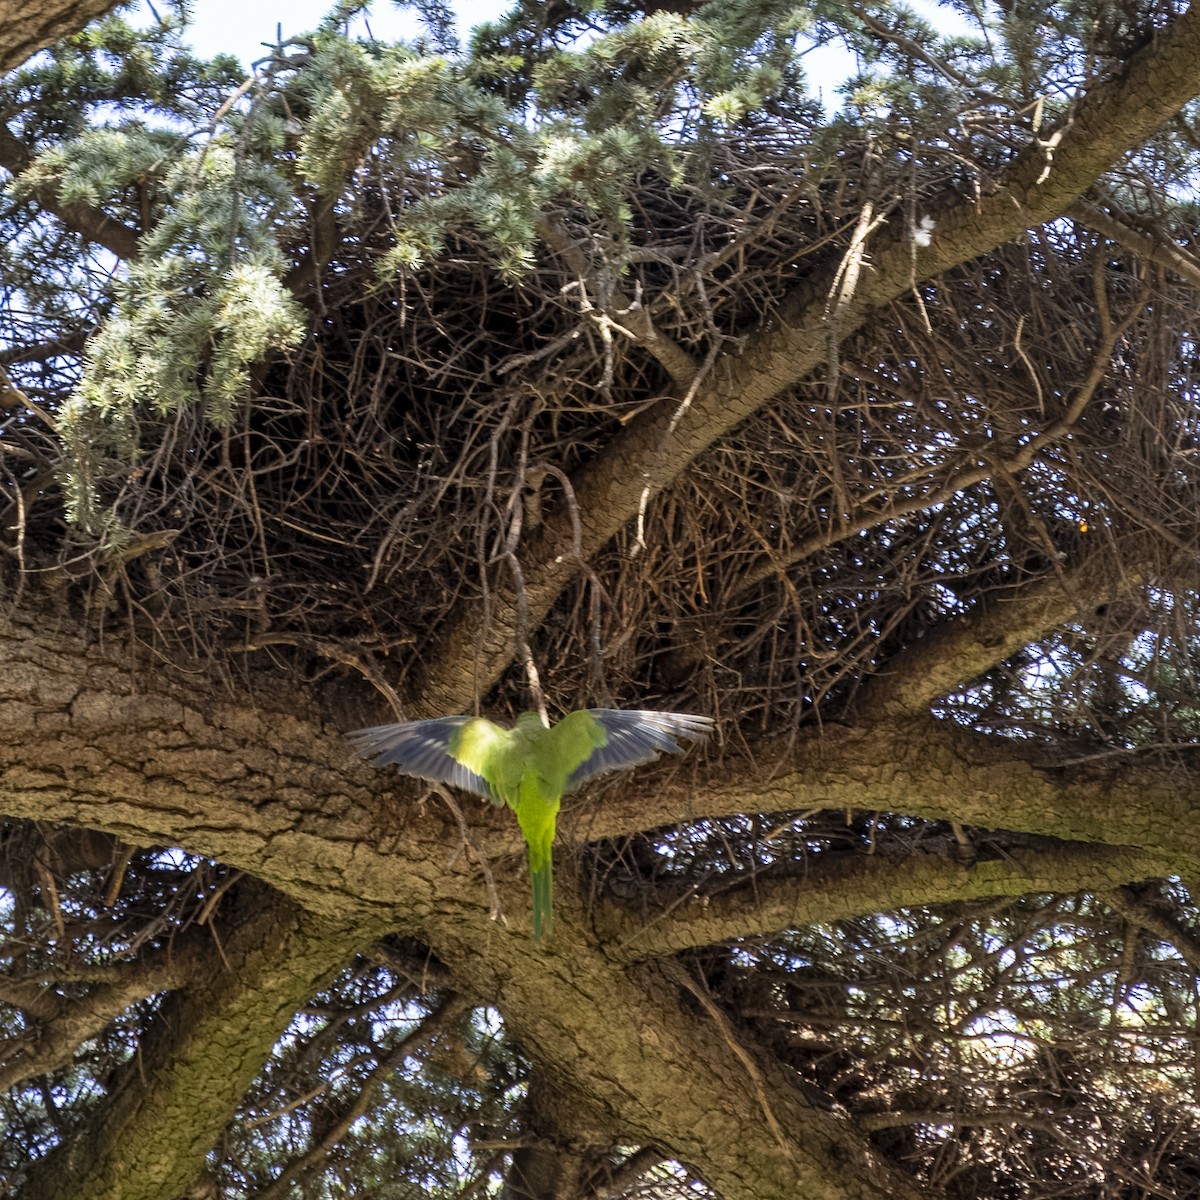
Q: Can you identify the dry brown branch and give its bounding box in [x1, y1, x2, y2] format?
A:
[0, 367, 58, 430]
[244, 632, 406, 719]
[0, 942, 199, 1091]
[730, 283, 1148, 598]
[1073, 199, 1200, 288]
[667, 961, 797, 1163]
[539, 217, 699, 386]
[856, 544, 1148, 720]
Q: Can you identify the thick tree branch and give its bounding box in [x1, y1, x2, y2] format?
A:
[599, 843, 1172, 961]
[0, 605, 447, 919]
[582, 1147, 665, 1200]
[5, 609, 1200, 1200]
[17, 886, 378, 1200]
[1073, 199, 1200, 288]
[0, 0, 121, 73]
[1106, 885, 1200, 973]
[4, 605, 1200, 912]
[432, 922, 925, 1200]
[0, 611, 924, 1200]
[418, 6, 1200, 711]
[0, 938, 199, 1091]
[0, 331, 90, 366]
[503, 1072, 586, 1200]
[553, 718, 1200, 885]
[857, 546, 1148, 720]
[282, 191, 339, 297]
[858, 1109, 1062, 1134]
[0, 123, 142, 259]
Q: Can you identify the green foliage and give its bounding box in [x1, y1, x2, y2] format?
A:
[56, 133, 305, 528]
[0, 0, 833, 534]
[11, 0, 1037, 543]
[2, 12, 296, 535]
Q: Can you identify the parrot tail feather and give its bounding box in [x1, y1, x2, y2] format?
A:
[531, 856, 553, 943]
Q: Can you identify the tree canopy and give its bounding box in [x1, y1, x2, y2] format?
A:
[4, 1, 1200, 1198]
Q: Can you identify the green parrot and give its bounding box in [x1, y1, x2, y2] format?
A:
[348, 709, 714, 941]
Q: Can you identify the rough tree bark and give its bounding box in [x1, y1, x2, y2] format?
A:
[0, 561, 1190, 1200]
[5, 3, 1200, 1199]
[16, 888, 375, 1200]
[0, 0, 122, 74]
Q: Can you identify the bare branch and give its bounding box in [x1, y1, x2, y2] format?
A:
[858, 1109, 1063, 1133]
[1073, 199, 1200, 288]
[1106, 885, 1200, 973]
[0, 331, 90, 366]
[0, 940, 200, 1091]
[857, 546, 1148, 720]
[565, 716, 1200, 880]
[539, 217, 700, 387]
[254, 993, 468, 1200]
[581, 1147, 665, 1200]
[731, 287, 1148, 600]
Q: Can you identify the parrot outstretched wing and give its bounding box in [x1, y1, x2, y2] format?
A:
[564, 709, 714, 791]
[346, 716, 508, 807]
[351, 708, 713, 944]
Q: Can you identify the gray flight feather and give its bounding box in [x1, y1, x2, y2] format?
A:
[567, 709, 714, 791]
[346, 716, 501, 805]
